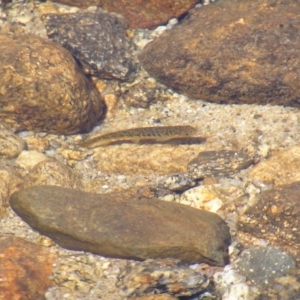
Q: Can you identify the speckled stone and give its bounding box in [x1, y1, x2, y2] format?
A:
[0, 236, 55, 300]
[23, 159, 83, 190]
[0, 129, 26, 158]
[50, 0, 199, 29]
[158, 173, 196, 192]
[238, 182, 300, 264]
[10, 185, 231, 266]
[188, 151, 253, 179]
[233, 246, 296, 288]
[140, 0, 300, 106]
[123, 79, 173, 108]
[117, 258, 210, 298]
[42, 12, 137, 80]
[0, 33, 104, 134]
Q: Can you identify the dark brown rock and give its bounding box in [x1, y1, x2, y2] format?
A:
[10, 185, 231, 266]
[140, 0, 300, 106]
[188, 150, 253, 179]
[238, 182, 300, 263]
[42, 12, 137, 80]
[0, 236, 55, 300]
[51, 0, 199, 29]
[0, 33, 104, 134]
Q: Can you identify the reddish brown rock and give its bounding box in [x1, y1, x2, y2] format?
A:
[0, 33, 104, 134]
[0, 236, 55, 300]
[10, 185, 231, 266]
[51, 0, 199, 29]
[238, 182, 300, 264]
[140, 0, 300, 106]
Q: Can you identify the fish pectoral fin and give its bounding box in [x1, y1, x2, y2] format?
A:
[132, 137, 141, 144]
[155, 136, 171, 142]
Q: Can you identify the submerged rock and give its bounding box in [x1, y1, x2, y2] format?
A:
[0, 33, 104, 134]
[140, 0, 300, 106]
[238, 182, 300, 264]
[0, 236, 55, 300]
[233, 246, 296, 288]
[10, 185, 231, 266]
[50, 0, 199, 29]
[42, 12, 137, 80]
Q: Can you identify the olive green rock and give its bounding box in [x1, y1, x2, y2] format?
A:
[10, 186, 231, 266]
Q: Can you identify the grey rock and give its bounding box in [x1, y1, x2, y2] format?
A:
[233, 246, 296, 288]
[0, 33, 104, 134]
[10, 185, 231, 266]
[42, 12, 137, 81]
[188, 151, 253, 179]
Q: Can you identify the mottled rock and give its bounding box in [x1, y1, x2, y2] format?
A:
[188, 151, 253, 179]
[117, 259, 210, 298]
[158, 174, 196, 192]
[123, 79, 173, 108]
[42, 12, 136, 80]
[233, 246, 296, 288]
[24, 159, 83, 190]
[259, 268, 300, 300]
[0, 236, 55, 300]
[238, 182, 300, 263]
[213, 265, 256, 300]
[51, 0, 199, 29]
[10, 185, 231, 266]
[249, 144, 300, 185]
[0, 33, 104, 134]
[140, 0, 300, 106]
[0, 130, 26, 158]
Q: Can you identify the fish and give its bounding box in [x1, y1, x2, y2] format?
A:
[79, 125, 207, 148]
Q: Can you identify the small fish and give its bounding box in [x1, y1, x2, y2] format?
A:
[79, 125, 206, 148]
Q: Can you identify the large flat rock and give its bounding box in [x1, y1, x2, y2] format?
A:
[10, 186, 231, 266]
